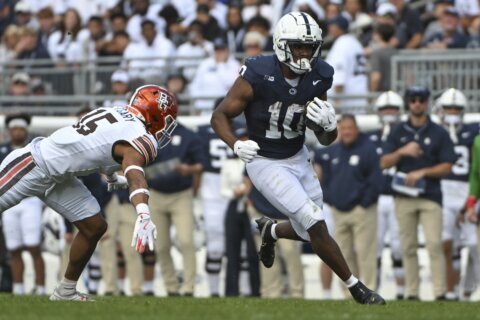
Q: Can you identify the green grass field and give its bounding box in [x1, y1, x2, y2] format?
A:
[1, 295, 480, 320]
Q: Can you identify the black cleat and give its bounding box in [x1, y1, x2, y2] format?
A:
[349, 281, 386, 305]
[255, 216, 277, 268]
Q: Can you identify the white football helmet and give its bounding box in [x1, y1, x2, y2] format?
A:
[374, 91, 403, 124]
[273, 11, 323, 74]
[435, 88, 467, 126]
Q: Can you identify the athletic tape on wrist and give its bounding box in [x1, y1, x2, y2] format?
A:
[124, 165, 145, 176]
[135, 203, 150, 215]
[129, 188, 150, 202]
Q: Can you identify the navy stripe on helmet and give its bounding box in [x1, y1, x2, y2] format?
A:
[300, 12, 311, 35]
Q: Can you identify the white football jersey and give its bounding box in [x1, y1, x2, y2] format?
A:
[30, 107, 158, 181]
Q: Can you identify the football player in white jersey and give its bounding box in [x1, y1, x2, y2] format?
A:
[436, 88, 480, 300]
[0, 85, 178, 301]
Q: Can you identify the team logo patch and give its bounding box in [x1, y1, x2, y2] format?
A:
[424, 137, 431, 145]
[171, 135, 182, 146]
[349, 155, 360, 166]
[289, 88, 297, 95]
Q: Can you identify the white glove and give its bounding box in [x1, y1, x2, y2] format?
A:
[234, 140, 260, 163]
[306, 98, 337, 132]
[106, 173, 128, 192]
[131, 212, 157, 253]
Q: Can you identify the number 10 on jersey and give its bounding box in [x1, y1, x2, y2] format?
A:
[266, 102, 306, 139]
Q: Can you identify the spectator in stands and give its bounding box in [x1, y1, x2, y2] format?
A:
[369, 23, 397, 92]
[343, 0, 371, 33]
[325, 15, 368, 113]
[14, 1, 38, 30]
[325, 0, 342, 21]
[0, 114, 45, 295]
[47, 8, 83, 62]
[423, 7, 469, 49]
[36, 7, 55, 49]
[182, 0, 228, 31]
[175, 21, 214, 82]
[423, 0, 455, 42]
[99, 31, 130, 57]
[242, 0, 272, 25]
[126, 0, 165, 43]
[390, 0, 423, 48]
[225, 5, 245, 53]
[0, 25, 20, 64]
[467, 16, 480, 47]
[190, 4, 223, 42]
[8, 72, 30, 97]
[103, 70, 130, 108]
[0, 1, 16, 38]
[455, 0, 480, 32]
[166, 73, 188, 108]
[373, 2, 406, 49]
[380, 86, 456, 300]
[122, 19, 176, 83]
[145, 123, 205, 296]
[242, 31, 266, 60]
[321, 114, 382, 293]
[15, 27, 50, 60]
[189, 37, 240, 114]
[109, 12, 128, 36]
[160, 5, 186, 47]
[244, 16, 273, 52]
[78, 16, 108, 60]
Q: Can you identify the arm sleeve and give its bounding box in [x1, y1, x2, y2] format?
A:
[129, 135, 158, 165]
[469, 136, 480, 197]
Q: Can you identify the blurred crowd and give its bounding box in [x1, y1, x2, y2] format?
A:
[1, 0, 480, 114]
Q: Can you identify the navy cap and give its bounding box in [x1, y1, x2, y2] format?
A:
[328, 15, 349, 32]
[405, 85, 430, 99]
[213, 37, 228, 49]
[444, 7, 460, 17]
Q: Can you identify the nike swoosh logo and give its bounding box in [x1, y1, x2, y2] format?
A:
[313, 80, 321, 85]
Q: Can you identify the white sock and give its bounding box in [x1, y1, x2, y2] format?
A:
[322, 289, 332, 300]
[13, 283, 24, 295]
[239, 270, 251, 296]
[271, 224, 278, 240]
[344, 275, 359, 288]
[117, 279, 125, 292]
[35, 286, 46, 295]
[207, 274, 220, 296]
[88, 280, 99, 292]
[396, 286, 405, 297]
[58, 278, 77, 295]
[143, 281, 154, 293]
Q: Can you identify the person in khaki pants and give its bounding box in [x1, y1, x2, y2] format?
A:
[381, 86, 456, 300]
[320, 114, 383, 292]
[145, 123, 205, 296]
[99, 191, 143, 296]
[247, 186, 304, 298]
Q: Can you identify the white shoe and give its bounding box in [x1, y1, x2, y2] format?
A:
[49, 288, 94, 302]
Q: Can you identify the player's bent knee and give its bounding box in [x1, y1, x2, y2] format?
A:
[307, 221, 330, 240]
[75, 213, 108, 240]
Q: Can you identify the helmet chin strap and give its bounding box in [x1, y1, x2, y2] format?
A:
[287, 58, 312, 74]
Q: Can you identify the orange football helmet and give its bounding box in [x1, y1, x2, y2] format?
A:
[128, 84, 178, 148]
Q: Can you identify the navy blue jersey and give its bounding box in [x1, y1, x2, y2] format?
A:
[383, 117, 457, 205]
[197, 124, 234, 174]
[241, 55, 333, 159]
[0, 143, 14, 163]
[366, 128, 395, 195]
[322, 134, 383, 211]
[445, 122, 480, 182]
[147, 123, 206, 193]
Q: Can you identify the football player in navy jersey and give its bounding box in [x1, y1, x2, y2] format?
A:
[367, 91, 405, 299]
[436, 88, 480, 300]
[211, 11, 385, 304]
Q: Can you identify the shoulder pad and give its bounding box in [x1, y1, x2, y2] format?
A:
[241, 56, 276, 83]
[312, 60, 334, 79]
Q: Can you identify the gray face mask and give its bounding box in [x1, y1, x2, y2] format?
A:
[443, 114, 462, 125]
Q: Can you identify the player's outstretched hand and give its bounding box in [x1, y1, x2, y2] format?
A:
[131, 213, 157, 253]
[306, 98, 336, 132]
[106, 174, 129, 192]
[234, 140, 260, 163]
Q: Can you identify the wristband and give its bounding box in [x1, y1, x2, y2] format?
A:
[124, 165, 145, 176]
[129, 188, 150, 202]
[106, 172, 118, 182]
[466, 196, 477, 209]
[135, 203, 150, 215]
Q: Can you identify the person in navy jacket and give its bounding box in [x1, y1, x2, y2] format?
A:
[322, 114, 382, 292]
[380, 85, 457, 300]
[145, 123, 205, 296]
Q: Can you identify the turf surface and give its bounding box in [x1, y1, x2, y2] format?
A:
[1, 295, 479, 320]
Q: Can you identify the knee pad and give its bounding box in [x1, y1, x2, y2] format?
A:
[205, 253, 223, 274]
[142, 250, 156, 266]
[293, 199, 325, 241]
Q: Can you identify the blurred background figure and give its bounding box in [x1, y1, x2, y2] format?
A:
[103, 70, 131, 108]
[0, 113, 45, 295]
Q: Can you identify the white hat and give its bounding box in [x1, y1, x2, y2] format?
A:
[11, 72, 30, 84]
[15, 1, 31, 13]
[243, 31, 266, 49]
[111, 70, 129, 83]
[376, 3, 397, 16]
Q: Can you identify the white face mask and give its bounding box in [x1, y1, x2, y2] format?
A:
[288, 58, 312, 74]
[443, 114, 461, 125]
[380, 114, 399, 125]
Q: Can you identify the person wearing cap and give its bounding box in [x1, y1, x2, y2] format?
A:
[380, 85, 457, 300]
[423, 0, 455, 42]
[242, 31, 266, 60]
[373, 2, 407, 49]
[423, 6, 469, 49]
[103, 70, 130, 108]
[14, 1, 38, 30]
[189, 37, 240, 114]
[0, 114, 45, 295]
[7, 73, 30, 107]
[325, 14, 368, 113]
[366, 91, 405, 299]
[369, 23, 397, 92]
